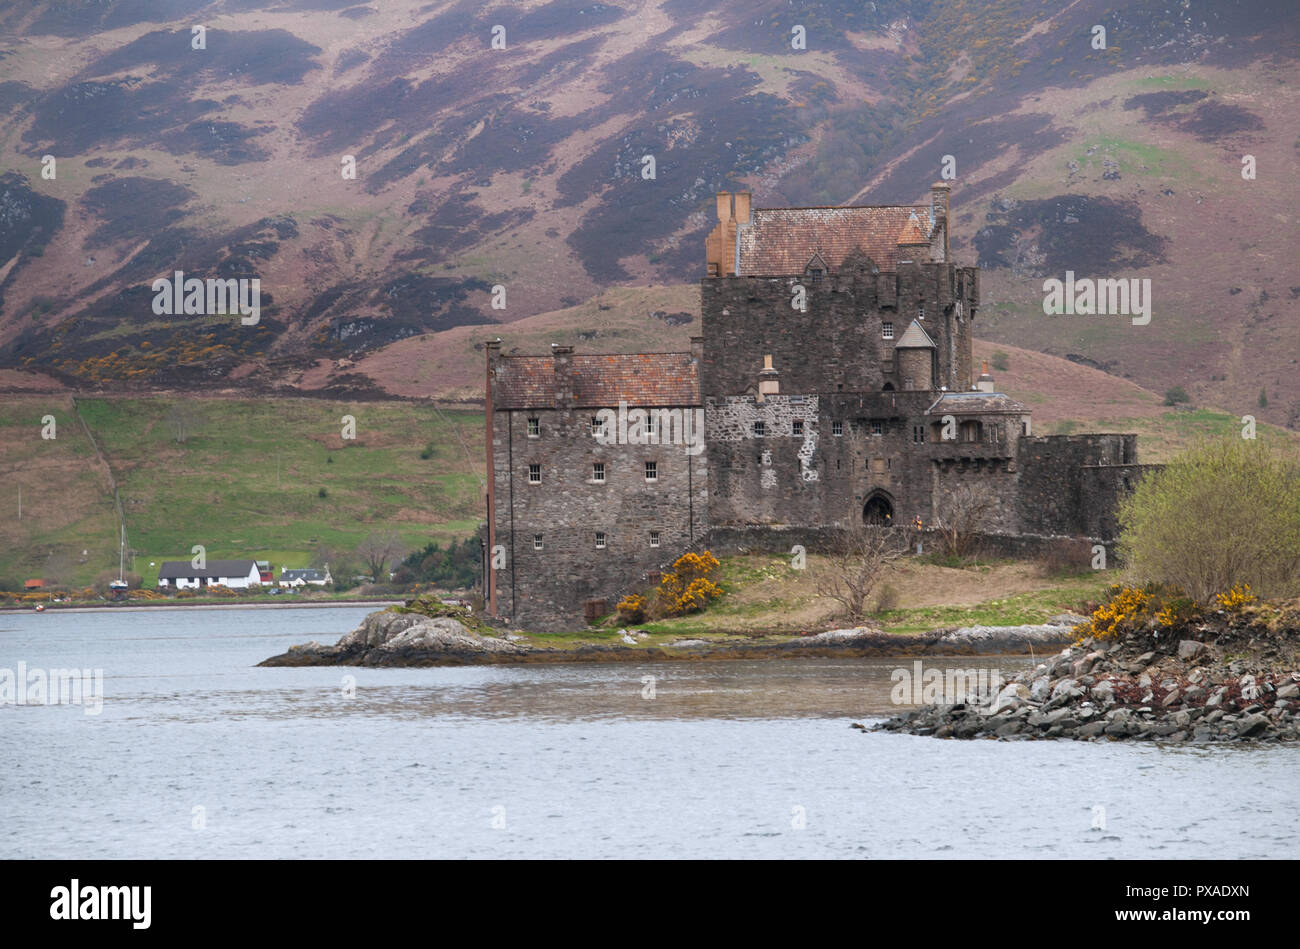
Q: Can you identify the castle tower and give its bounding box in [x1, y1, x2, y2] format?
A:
[894, 320, 936, 391]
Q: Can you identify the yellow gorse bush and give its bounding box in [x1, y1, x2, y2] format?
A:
[1076, 586, 1153, 642]
[656, 551, 722, 617]
[1214, 584, 1255, 611]
[1076, 583, 1205, 644]
[615, 593, 646, 624]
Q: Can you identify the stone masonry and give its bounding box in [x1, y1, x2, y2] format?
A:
[484, 185, 1153, 630]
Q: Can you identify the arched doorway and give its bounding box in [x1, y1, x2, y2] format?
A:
[863, 493, 894, 525]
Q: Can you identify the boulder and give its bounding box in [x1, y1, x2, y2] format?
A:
[1177, 639, 1207, 660]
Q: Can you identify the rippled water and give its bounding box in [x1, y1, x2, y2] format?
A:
[2, 607, 1296, 858]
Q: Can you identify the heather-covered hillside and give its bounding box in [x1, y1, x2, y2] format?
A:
[0, 0, 1295, 423]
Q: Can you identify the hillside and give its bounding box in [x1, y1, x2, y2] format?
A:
[0, 0, 1294, 424]
[0, 395, 482, 588]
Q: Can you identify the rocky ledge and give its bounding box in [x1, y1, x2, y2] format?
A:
[260, 600, 1084, 667]
[871, 610, 1300, 743]
[260, 606, 529, 667]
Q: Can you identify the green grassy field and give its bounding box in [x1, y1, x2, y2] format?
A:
[0, 396, 484, 589]
[1039, 408, 1293, 463]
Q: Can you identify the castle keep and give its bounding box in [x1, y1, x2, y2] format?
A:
[485, 184, 1147, 630]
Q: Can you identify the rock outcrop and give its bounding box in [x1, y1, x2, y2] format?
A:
[260, 603, 526, 667]
[870, 610, 1300, 743]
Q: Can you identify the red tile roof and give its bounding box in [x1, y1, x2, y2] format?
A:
[736, 205, 932, 274]
[493, 353, 700, 408]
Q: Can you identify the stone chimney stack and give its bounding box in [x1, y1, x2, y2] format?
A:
[733, 191, 751, 225]
[930, 182, 950, 261]
[551, 343, 574, 411]
[976, 359, 995, 393]
[757, 354, 779, 402]
[705, 191, 751, 277]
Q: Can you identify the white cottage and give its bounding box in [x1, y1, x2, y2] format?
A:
[157, 559, 261, 589]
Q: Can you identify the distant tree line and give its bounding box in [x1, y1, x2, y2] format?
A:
[392, 538, 480, 590]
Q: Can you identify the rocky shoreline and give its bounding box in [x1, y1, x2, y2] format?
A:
[871, 610, 1300, 743]
[258, 602, 1082, 667]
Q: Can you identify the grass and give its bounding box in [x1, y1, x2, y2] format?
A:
[1039, 409, 1297, 463]
[875, 573, 1109, 635]
[0, 396, 484, 589]
[557, 553, 1116, 640]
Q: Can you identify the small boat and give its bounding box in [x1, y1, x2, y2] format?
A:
[34, 604, 45, 612]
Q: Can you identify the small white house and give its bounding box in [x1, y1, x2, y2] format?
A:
[157, 560, 261, 589]
[279, 566, 332, 588]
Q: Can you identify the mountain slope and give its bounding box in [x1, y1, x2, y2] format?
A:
[0, 0, 1294, 423]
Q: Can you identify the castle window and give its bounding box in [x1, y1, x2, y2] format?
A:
[792, 420, 804, 436]
[650, 531, 661, 548]
[913, 424, 925, 444]
[832, 420, 843, 436]
[959, 420, 983, 443]
[645, 461, 657, 481]
[527, 417, 540, 437]
[872, 420, 883, 436]
[753, 421, 766, 437]
[593, 462, 605, 483]
[918, 304, 925, 320]
[533, 534, 544, 551]
[808, 268, 823, 284]
[528, 463, 541, 484]
[1022, 421, 1030, 436]
[882, 322, 894, 339]
[595, 532, 607, 550]
[591, 416, 606, 437]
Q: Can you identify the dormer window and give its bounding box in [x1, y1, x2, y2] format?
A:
[804, 253, 829, 283]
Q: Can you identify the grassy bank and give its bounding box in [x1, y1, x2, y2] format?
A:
[0, 395, 483, 589]
[511, 554, 1115, 644]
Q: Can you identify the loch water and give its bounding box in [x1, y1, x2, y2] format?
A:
[2, 606, 1295, 859]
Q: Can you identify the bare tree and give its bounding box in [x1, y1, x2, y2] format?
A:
[816, 523, 908, 623]
[932, 482, 998, 560]
[355, 532, 407, 580]
[165, 402, 206, 444]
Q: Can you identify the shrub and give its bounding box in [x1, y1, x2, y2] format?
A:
[1163, 385, 1190, 406]
[1077, 585, 1153, 641]
[874, 582, 900, 614]
[1118, 438, 1300, 602]
[991, 350, 1009, 372]
[652, 552, 722, 617]
[616, 593, 646, 624]
[1214, 583, 1255, 611]
[1075, 583, 1204, 644]
[318, 487, 328, 498]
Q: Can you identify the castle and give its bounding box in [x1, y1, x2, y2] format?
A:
[484, 184, 1149, 630]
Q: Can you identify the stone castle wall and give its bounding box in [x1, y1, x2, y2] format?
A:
[490, 405, 707, 630]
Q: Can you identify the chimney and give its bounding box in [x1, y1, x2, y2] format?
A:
[931, 182, 950, 261]
[733, 191, 751, 224]
[705, 191, 749, 277]
[552, 344, 574, 411]
[757, 354, 779, 402]
[976, 359, 995, 393]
